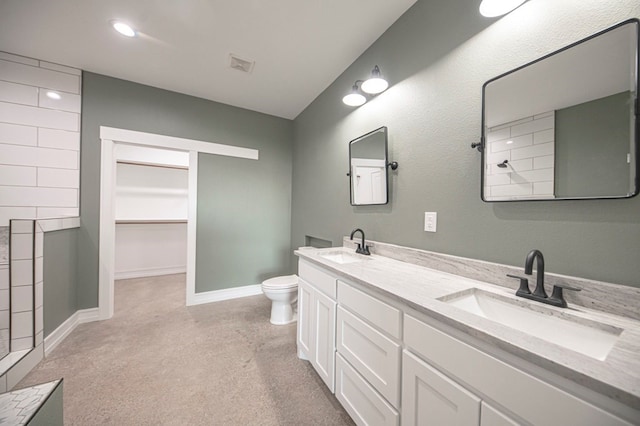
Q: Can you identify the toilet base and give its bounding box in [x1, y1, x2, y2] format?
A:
[270, 301, 297, 325]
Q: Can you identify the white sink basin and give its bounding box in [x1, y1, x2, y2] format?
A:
[440, 288, 622, 361]
[319, 251, 368, 264]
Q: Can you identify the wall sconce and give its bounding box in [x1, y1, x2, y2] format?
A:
[342, 65, 389, 107]
[479, 0, 527, 17]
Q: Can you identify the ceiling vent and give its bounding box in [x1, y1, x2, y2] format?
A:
[229, 54, 255, 73]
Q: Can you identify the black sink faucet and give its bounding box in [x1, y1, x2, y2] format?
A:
[350, 228, 370, 255]
[525, 249, 547, 298]
[507, 249, 581, 308]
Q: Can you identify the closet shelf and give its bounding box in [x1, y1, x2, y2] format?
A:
[115, 219, 187, 224]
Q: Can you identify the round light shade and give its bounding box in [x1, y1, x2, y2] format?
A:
[112, 21, 136, 37]
[343, 92, 366, 107]
[361, 77, 389, 95]
[479, 0, 526, 17]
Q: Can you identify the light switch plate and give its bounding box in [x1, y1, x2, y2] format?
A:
[424, 212, 437, 232]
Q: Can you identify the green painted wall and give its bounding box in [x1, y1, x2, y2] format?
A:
[43, 229, 78, 337]
[80, 73, 293, 307]
[291, 0, 640, 287]
[196, 152, 292, 292]
[555, 91, 632, 198]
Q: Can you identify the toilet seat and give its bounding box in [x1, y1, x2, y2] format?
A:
[261, 275, 298, 289]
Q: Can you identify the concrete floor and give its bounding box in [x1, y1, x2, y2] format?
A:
[18, 274, 354, 425]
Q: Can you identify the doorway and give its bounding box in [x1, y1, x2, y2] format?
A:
[98, 127, 259, 320]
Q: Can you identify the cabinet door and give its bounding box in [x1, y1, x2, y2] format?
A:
[313, 288, 337, 392]
[402, 350, 481, 426]
[481, 402, 520, 426]
[297, 279, 314, 360]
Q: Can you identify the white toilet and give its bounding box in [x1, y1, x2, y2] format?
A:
[261, 274, 299, 325]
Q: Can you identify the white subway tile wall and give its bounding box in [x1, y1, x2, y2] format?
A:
[9, 220, 34, 352]
[0, 52, 81, 226]
[484, 112, 556, 200]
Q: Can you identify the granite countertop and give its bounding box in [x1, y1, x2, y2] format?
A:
[295, 247, 640, 410]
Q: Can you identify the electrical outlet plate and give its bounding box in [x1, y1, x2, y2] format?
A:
[424, 212, 437, 232]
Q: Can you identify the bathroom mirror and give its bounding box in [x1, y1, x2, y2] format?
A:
[349, 127, 389, 205]
[481, 19, 639, 201]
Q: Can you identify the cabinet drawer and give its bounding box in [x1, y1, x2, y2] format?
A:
[337, 306, 401, 408]
[337, 280, 402, 339]
[299, 260, 336, 298]
[336, 353, 399, 426]
[404, 314, 630, 426]
[402, 350, 481, 426]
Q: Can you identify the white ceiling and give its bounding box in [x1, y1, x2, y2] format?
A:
[0, 0, 417, 119]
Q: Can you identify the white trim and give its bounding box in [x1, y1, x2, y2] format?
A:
[115, 266, 186, 280]
[186, 151, 198, 306]
[44, 308, 100, 357]
[190, 284, 263, 306]
[99, 128, 259, 319]
[100, 126, 259, 160]
[99, 139, 116, 320]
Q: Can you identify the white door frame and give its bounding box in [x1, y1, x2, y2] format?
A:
[98, 126, 258, 320]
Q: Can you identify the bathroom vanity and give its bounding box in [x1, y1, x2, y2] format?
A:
[295, 241, 640, 425]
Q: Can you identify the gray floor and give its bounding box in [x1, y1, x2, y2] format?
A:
[18, 274, 354, 425]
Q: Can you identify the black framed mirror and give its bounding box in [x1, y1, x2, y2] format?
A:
[349, 127, 390, 205]
[481, 19, 639, 202]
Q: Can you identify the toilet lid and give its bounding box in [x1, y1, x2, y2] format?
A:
[262, 274, 298, 288]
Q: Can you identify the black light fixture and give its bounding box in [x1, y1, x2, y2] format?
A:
[342, 65, 389, 107]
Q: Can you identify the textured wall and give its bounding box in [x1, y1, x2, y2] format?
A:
[196, 151, 293, 292]
[80, 73, 293, 307]
[291, 0, 640, 287]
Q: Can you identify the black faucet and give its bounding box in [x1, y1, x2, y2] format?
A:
[525, 249, 547, 299]
[507, 249, 581, 308]
[350, 228, 370, 255]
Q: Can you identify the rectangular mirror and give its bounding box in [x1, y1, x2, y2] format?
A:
[349, 127, 389, 205]
[481, 19, 639, 201]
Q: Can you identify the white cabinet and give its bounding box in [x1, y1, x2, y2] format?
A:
[333, 280, 402, 425]
[313, 287, 337, 390]
[403, 314, 631, 426]
[336, 306, 401, 407]
[296, 257, 634, 426]
[297, 261, 337, 392]
[335, 353, 399, 426]
[481, 402, 520, 426]
[297, 279, 313, 359]
[402, 350, 481, 426]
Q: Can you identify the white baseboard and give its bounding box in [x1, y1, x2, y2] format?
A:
[44, 308, 100, 357]
[188, 284, 263, 306]
[114, 266, 186, 280]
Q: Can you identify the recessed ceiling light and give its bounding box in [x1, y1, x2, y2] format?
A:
[111, 20, 136, 37]
[46, 91, 61, 100]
